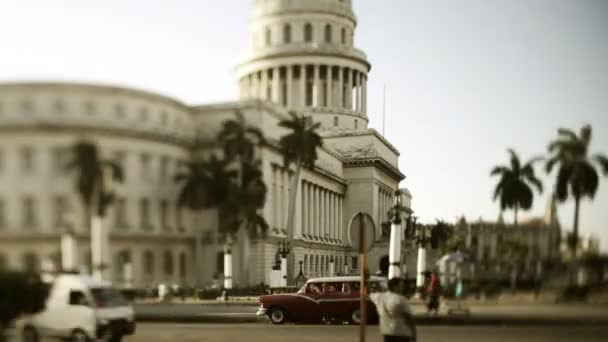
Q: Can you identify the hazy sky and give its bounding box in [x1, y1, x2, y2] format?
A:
[1, 0, 607, 250]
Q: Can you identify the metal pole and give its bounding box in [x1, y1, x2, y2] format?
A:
[359, 212, 366, 342]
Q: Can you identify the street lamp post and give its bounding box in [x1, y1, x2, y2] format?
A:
[413, 220, 432, 289]
[278, 240, 290, 287]
[60, 210, 78, 272]
[388, 189, 410, 279]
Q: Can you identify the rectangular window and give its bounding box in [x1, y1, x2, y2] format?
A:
[216, 252, 225, 273]
[160, 200, 169, 231]
[23, 197, 37, 229]
[140, 198, 151, 230]
[53, 196, 67, 229]
[114, 151, 126, 175]
[175, 203, 185, 232]
[160, 156, 169, 181]
[114, 198, 128, 230]
[0, 199, 6, 229]
[52, 147, 68, 174]
[351, 256, 358, 271]
[20, 147, 34, 173]
[140, 154, 150, 179]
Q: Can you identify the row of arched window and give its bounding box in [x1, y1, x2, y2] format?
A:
[264, 22, 350, 46]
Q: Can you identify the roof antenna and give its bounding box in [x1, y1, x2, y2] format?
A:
[382, 84, 387, 136]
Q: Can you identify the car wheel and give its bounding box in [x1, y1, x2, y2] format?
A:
[22, 326, 39, 342]
[70, 329, 90, 342]
[108, 335, 123, 342]
[350, 309, 362, 324]
[268, 307, 287, 324]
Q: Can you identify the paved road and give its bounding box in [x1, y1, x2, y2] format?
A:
[134, 303, 608, 324]
[126, 323, 608, 342]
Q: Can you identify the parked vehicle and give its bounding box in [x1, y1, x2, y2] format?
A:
[17, 273, 135, 342]
[256, 276, 387, 324]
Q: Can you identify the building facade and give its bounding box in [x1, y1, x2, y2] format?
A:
[0, 0, 408, 288]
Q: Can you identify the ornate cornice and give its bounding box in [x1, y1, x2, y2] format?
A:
[343, 157, 405, 181]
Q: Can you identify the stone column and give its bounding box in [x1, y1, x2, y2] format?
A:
[333, 194, 337, 241]
[284, 170, 290, 233]
[338, 67, 344, 109]
[261, 69, 269, 100]
[324, 191, 329, 241]
[362, 74, 367, 114]
[416, 247, 427, 288]
[313, 64, 320, 107]
[338, 196, 342, 242]
[251, 73, 259, 100]
[334, 195, 339, 241]
[224, 245, 233, 289]
[61, 232, 77, 271]
[328, 192, 333, 242]
[389, 222, 403, 279]
[302, 182, 308, 237]
[359, 72, 364, 112]
[346, 68, 353, 110]
[300, 64, 307, 107]
[309, 184, 314, 239]
[272, 67, 280, 103]
[314, 186, 319, 239]
[286, 65, 293, 107]
[355, 71, 361, 112]
[320, 188, 325, 240]
[326, 66, 333, 108]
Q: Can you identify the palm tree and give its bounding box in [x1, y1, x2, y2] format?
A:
[278, 111, 323, 282]
[65, 141, 123, 281]
[546, 125, 608, 258]
[198, 113, 268, 288]
[491, 149, 543, 227]
[218, 111, 265, 178]
[175, 155, 235, 286]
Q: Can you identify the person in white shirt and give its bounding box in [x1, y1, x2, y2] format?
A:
[370, 278, 417, 342]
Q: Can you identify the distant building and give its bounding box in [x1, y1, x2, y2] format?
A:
[452, 196, 562, 280]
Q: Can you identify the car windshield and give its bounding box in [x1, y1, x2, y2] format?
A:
[90, 287, 129, 307]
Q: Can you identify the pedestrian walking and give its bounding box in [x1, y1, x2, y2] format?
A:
[426, 270, 441, 316]
[370, 278, 417, 342]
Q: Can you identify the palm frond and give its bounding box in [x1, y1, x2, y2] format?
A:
[580, 125, 592, 146]
[507, 149, 521, 173]
[557, 128, 579, 142]
[593, 154, 608, 175]
[490, 166, 509, 176]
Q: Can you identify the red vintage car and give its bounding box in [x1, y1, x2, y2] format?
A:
[256, 276, 387, 324]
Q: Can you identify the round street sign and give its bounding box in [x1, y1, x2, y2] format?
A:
[348, 212, 375, 253]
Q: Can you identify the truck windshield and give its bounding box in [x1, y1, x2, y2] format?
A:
[90, 288, 129, 308]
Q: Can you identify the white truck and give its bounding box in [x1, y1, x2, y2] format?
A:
[17, 274, 135, 342]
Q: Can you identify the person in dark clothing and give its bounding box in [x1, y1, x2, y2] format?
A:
[426, 270, 441, 316]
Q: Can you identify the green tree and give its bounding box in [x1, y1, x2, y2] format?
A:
[0, 272, 49, 342]
[491, 149, 543, 227]
[546, 125, 608, 258]
[278, 112, 323, 282]
[65, 141, 123, 279]
[430, 219, 455, 250]
[177, 113, 268, 287]
[216, 112, 268, 239]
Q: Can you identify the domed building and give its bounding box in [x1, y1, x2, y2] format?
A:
[0, 0, 408, 288]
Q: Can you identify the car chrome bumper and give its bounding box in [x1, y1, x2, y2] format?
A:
[256, 308, 268, 316]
